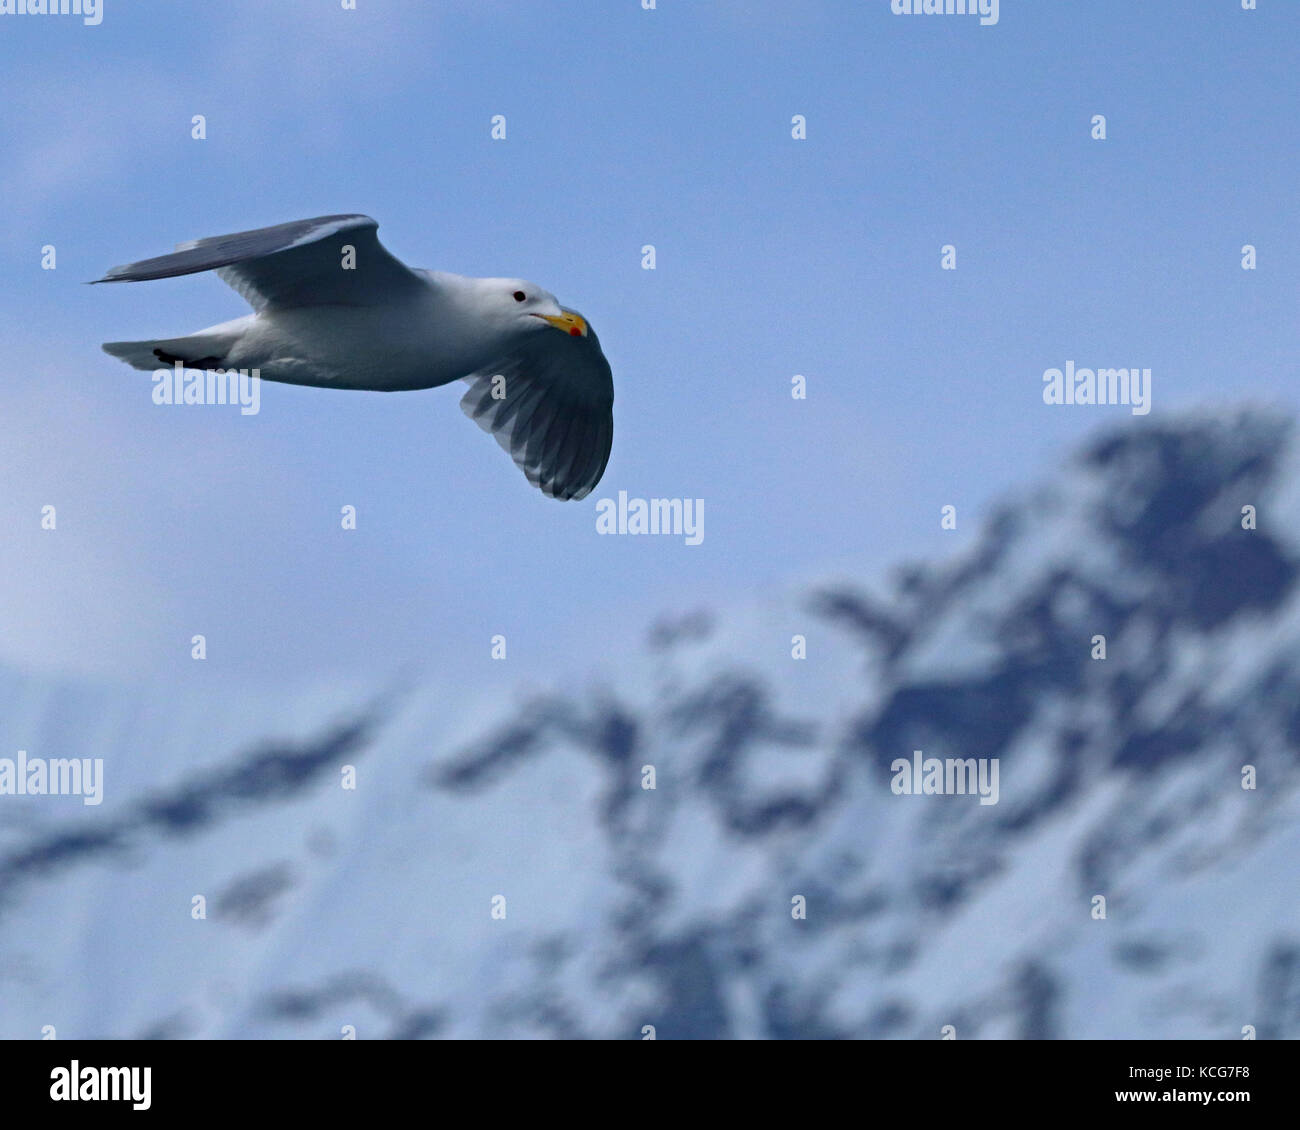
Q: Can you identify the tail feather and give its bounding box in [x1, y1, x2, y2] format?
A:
[102, 340, 217, 371]
[102, 322, 247, 372]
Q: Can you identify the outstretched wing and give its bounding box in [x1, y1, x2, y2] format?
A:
[91, 214, 424, 310]
[459, 320, 614, 501]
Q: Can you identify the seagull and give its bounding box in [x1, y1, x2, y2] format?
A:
[95, 214, 614, 500]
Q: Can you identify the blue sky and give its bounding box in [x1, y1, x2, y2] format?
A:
[0, 0, 1296, 696]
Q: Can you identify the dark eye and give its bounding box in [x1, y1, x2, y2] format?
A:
[513, 290, 526, 302]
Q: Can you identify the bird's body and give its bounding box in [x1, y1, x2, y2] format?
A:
[164, 273, 491, 392]
[97, 215, 614, 500]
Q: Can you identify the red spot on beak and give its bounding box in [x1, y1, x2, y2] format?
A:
[570, 326, 582, 337]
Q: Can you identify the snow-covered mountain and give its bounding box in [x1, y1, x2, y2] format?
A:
[3, 409, 1299, 1039]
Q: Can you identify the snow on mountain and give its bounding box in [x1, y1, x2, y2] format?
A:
[2, 408, 1299, 1039]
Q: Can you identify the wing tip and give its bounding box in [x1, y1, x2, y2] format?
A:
[92, 214, 386, 288]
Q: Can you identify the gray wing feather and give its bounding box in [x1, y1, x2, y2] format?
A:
[460, 324, 614, 501]
[91, 214, 423, 310]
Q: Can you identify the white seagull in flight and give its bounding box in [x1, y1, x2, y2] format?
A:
[96, 214, 614, 501]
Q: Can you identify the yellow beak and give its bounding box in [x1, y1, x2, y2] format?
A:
[536, 311, 589, 338]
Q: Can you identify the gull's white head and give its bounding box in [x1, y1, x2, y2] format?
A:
[477, 277, 591, 340]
